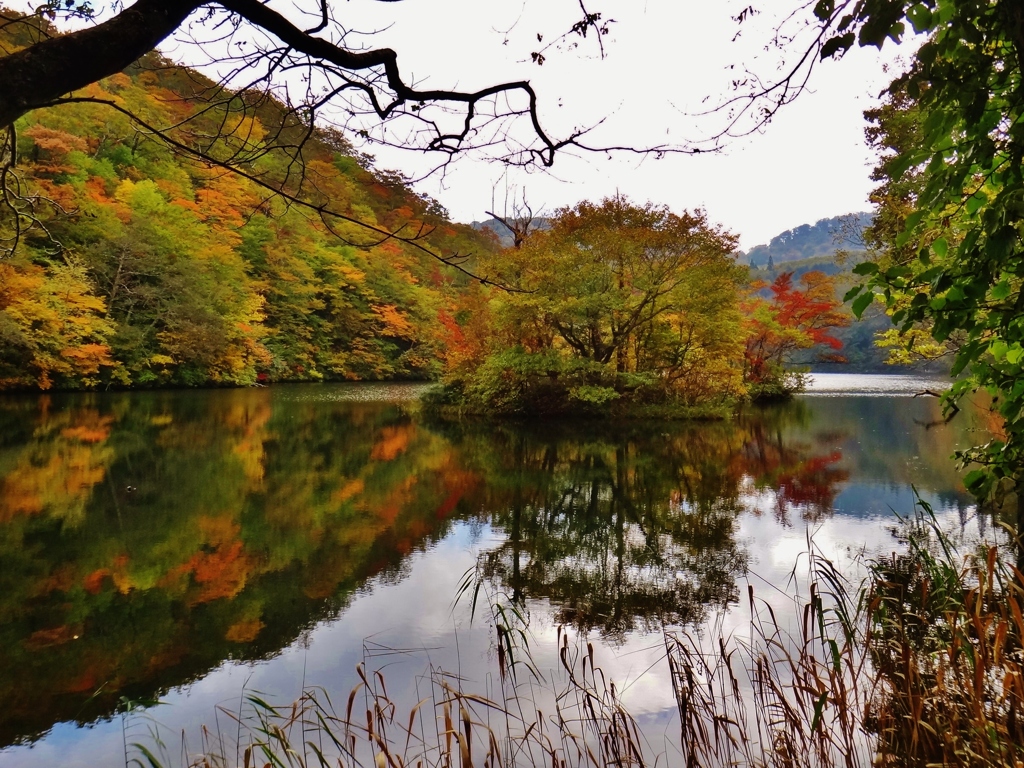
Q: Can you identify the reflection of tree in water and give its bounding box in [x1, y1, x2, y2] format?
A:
[0, 395, 856, 745]
[0, 390, 476, 747]
[455, 408, 852, 640]
[454, 423, 747, 641]
[734, 403, 850, 525]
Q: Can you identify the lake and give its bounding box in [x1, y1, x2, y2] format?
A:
[0, 374, 993, 766]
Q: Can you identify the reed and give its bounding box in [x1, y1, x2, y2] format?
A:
[663, 542, 874, 768]
[663, 503, 1024, 767]
[123, 628, 646, 768]
[863, 505, 1024, 766]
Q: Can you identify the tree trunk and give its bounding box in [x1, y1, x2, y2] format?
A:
[0, 0, 199, 128]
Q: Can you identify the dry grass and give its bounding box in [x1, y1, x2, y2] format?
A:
[123, 628, 646, 768]
[863, 507, 1024, 766]
[663, 504, 1024, 768]
[664, 548, 874, 768]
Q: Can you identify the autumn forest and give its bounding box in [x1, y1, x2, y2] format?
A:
[9, 0, 1024, 764]
[0, 10, 852, 409]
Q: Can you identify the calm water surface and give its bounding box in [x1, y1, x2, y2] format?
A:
[0, 375, 992, 766]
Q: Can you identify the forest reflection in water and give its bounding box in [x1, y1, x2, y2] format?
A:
[0, 380, 983, 761]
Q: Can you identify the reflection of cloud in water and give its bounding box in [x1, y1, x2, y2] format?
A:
[0, 375, 1000, 768]
[2, 505, 997, 768]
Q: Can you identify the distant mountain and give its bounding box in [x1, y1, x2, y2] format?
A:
[742, 212, 872, 268]
[470, 217, 553, 248]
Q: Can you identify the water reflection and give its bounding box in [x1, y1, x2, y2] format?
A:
[451, 421, 751, 639]
[0, 387, 467, 747]
[0, 381, 982, 753]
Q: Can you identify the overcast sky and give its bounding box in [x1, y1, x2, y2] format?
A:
[243, 0, 907, 249]
[20, 0, 911, 249]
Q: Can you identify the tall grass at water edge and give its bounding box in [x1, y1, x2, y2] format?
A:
[122, 503, 1024, 768]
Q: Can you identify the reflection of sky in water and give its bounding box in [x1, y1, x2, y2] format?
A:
[0, 374, 998, 768]
[7, 505, 987, 768]
[832, 482, 972, 518]
[804, 372, 954, 396]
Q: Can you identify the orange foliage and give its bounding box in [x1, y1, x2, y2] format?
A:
[170, 517, 255, 603]
[372, 304, 416, 339]
[369, 424, 414, 461]
[744, 271, 851, 384]
[435, 468, 479, 519]
[187, 540, 251, 602]
[60, 413, 114, 443]
[84, 176, 111, 203]
[24, 624, 79, 649]
[372, 473, 419, 526]
[0, 443, 109, 520]
[21, 124, 88, 173]
[105, 72, 132, 90]
[60, 343, 116, 376]
[225, 617, 265, 643]
[774, 450, 849, 519]
[333, 478, 365, 503]
[83, 568, 111, 594]
[36, 564, 77, 596]
[65, 671, 98, 694]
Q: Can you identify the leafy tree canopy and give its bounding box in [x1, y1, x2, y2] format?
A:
[833, 0, 1024, 500]
[436, 196, 756, 414]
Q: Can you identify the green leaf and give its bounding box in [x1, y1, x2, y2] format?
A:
[888, 151, 920, 179]
[1007, 346, 1024, 366]
[851, 261, 879, 276]
[906, 3, 933, 33]
[811, 691, 828, 732]
[904, 210, 926, 231]
[966, 192, 987, 215]
[930, 237, 948, 258]
[843, 285, 863, 301]
[852, 290, 874, 318]
[896, 210, 926, 247]
[963, 469, 987, 492]
[991, 280, 1011, 301]
[820, 31, 855, 60]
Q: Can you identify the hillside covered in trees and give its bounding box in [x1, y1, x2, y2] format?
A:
[743, 212, 872, 268]
[0, 10, 499, 391]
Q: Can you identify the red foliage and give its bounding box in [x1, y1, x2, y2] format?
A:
[769, 272, 846, 349]
[744, 270, 851, 384]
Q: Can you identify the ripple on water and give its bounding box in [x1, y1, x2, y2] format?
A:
[803, 372, 952, 397]
[272, 381, 433, 403]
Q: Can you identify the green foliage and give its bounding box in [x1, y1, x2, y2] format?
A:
[0, 388, 471, 745]
[743, 212, 871, 268]
[568, 384, 620, 405]
[845, 0, 1024, 491]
